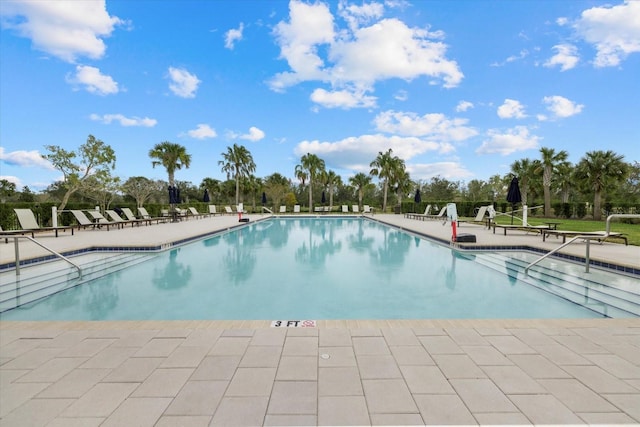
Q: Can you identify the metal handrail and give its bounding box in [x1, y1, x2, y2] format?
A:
[8, 235, 82, 278]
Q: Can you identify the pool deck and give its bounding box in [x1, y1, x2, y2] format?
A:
[1, 213, 639, 426]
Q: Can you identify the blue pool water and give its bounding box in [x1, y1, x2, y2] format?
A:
[2, 217, 600, 320]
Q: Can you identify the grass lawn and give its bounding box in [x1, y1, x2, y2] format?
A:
[492, 215, 640, 246]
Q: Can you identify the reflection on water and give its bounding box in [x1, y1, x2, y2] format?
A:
[152, 249, 192, 289]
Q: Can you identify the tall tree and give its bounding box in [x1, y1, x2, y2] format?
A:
[322, 169, 342, 208]
[369, 148, 397, 212]
[510, 158, 536, 206]
[218, 144, 256, 205]
[349, 172, 372, 208]
[390, 159, 410, 207]
[149, 141, 191, 188]
[122, 176, 156, 208]
[537, 147, 568, 217]
[574, 150, 628, 220]
[297, 153, 325, 211]
[43, 135, 116, 210]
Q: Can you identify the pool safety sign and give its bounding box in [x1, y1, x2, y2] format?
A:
[271, 320, 316, 328]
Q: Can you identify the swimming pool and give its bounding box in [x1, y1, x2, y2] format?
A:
[1, 217, 627, 320]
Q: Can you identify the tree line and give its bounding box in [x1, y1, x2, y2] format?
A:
[1, 134, 638, 221]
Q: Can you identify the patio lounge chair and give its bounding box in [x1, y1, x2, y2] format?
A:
[70, 209, 111, 230]
[342, 205, 349, 213]
[541, 229, 628, 245]
[352, 205, 360, 213]
[405, 204, 431, 220]
[294, 205, 301, 213]
[363, 205, 374, 214]
[457, 205, 491, 227]
[492, 223, 551, 236]
[10, 209, 75, 238]
[138, 207, 167, 223]
[105, 209, 146, 227]
[87, 210, 121, 229]
[279, 206, 287, 213]
[187, 207, 206, 218]
[224, 206, 234, 214]
[208, 205, 221, 216]
[425, 206, 447, 220]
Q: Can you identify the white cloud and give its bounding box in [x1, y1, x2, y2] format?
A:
[541, 95, 584, 119]
[544, 44, 579, 71]
[167, 67, 200, 98]
[90, 113, 157, 127]
[0, 147, 55, 169]
[407, 162, 474, 180]
[574, 0, 640, 67]
[310, 88, 377, 109]
[0, 0, 123, 62]
[373, 110, 478, 142]
[476, 126, 541, 155]
[455, 101, 474, 112]
[394, 90, 408, 101]
[491, 49, 529, 67]
[186, 124, 217, 139]
[269, 1, 463, 105]
[66, 65, 118, 95]
[497, 99, 527, 119]
[225, 23, 244, 49]
[0, 175, 22, 187]
[240, 126, 265, 141]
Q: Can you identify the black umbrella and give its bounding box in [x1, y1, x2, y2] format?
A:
[203, 189, 210, 203]
[321, 191, 326, 204]
[261, 192, 267, 206]
[414, 189, 421, 203]
[168, 186, 178, 204]
[506, 177, 522, 224]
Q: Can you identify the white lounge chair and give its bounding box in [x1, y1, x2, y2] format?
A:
[224, 206, 233, 214]
[293, 205, 301, 213]
[352, 205, 360, 213]
[187, 207, 205, 218]
[138, 207, 166, 223]
[363, 205, 374, 214]
[279, 205, 287, 213]
[405, 204, 431, 220]
[426, 206, 447, 220]
[87, 210, 120, 228]
[208, 205, 221, 216]
[70, 209, 111, 230]
[105, 209, 144, 227]
[13, 208, 74, 237]
[121, 207, 138, 221]
[342, 205, 349, 213]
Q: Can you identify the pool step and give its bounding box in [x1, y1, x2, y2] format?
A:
[470, 252, 640, 318]
[0, 253, 154, 313]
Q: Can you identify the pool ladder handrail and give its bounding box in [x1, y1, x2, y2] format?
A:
[7, 235, 82, 278]
[525, 213, 639, 276]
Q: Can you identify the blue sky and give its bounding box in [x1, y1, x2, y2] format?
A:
[1, 0, 639, 192]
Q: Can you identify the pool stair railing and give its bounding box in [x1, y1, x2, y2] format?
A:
[469, 251, 640, 318]
[0, 252, 153, 313]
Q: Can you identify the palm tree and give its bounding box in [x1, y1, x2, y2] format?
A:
[574, 150, 628, 220]
[218, 144, 256, 205]
[537, 147, 568, 217]
[149, 141, 191, 188]
[349, 172, 372, 208]
[322, 170, 342, 208]
[369, 148, 398, 212]
[390, 159, 410, 208]
[510, 158, 536, 206]
[297, 153, 325, 211]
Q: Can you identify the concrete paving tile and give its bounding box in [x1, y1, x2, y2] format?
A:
[221, 329, 254, 337]
[164, 380, 228, 416]
[57, 338, 115, 358]
[449, 378, 518, 413]
[563, 365, 638, 393]
[0, 382, 51, 417]
[412, 328, 446, 336]
[552, 334, 608, 354]
[79, 346, 138, 369]
[62, 382, 138, 417]
[370, 413, 425, 425]
[349, 328, 382, 337]
[530, 343, 590, 365]
[381, 328, 420, 346]
[585, 353, 640, 379]
[250, 328, 286, 346]
[39, 331, 89, 348]
[318, 346, 356, 367]
[180, 329, 222, 348]
[276, 356, 317, 381]
[419, 335, 464, 354]
[577, 411, 639, 425]
[210, 396, 269, 426]
[134, 338, 183, 357]
[390, 345, 435, 365]
[240, 345, 282, 367]
[226, 367, 276, 396]
[318, 366, 363, 396]
[352, 336, 390, 355]
[474, 412, 532, 425]
[190, 355, 241, 380]
[37, 368, 110, 398]
[433, 354, 486, 379]
[475, 327, 510, 336]
[46, 417, 105, 427]
[461, 345, 513, 366]
[537, 378, 619, 413]
[263, 414, 317, 426]
[627, 379, 640, 391]
[154, 415, 212, 427]
[481, 365, 546, 394]
[110, 330, 158, 348]
[602, 393, 640, 420]
[284, 328, 318, 337]
[509, 394, 584, 424]
[357, 354, 402, 379]
[0, 397, 74, 427]
[508, 354, 571, 379]
[160, 345, 209, 368]
[318, 395, 370, 426]
[508, 328, 557, 346]
[131, 367, 194, 397]
[573, 327, 630, 346]
[605, 344, 640, 365]
[208, 337, 250, 355]
[16, 356, 88, 383]
[485, 335, 535, 355]
[267, 381, 317, 415]
[156, 329, 192, 338]
[414, 394, 477, 425]
[319, 328, 352, 347]
[446, 328, 488, 346]
[101, 397, 172, 427]
[400, 365, 454, 394]
[102, 357, 163, 382]
[362, 379, 418, 414]
[0, 347, 65, 370]
[282, 336, 318, 356]
[0, 368, 28, 385]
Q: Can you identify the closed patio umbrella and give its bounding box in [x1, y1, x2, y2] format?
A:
[203, 189, 210, 203]
[506, 177, 522, 225]
[262, 192, 267, 206]
[321, 191, 326, 205]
